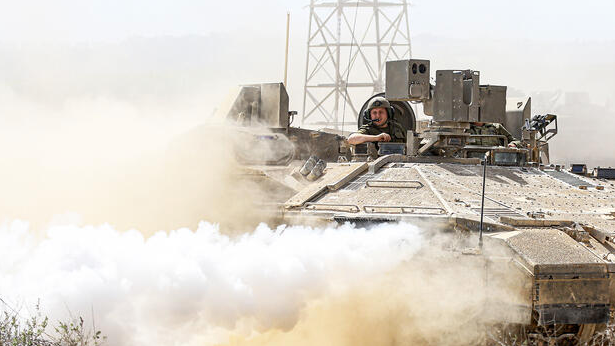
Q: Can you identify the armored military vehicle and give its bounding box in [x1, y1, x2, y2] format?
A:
[225, 59, 615, 344]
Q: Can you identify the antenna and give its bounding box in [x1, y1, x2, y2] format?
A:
[284, 12, 291, 86]
[479, 151, 490, 249]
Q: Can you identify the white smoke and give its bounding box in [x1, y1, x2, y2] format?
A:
[0, 220, 423, 346]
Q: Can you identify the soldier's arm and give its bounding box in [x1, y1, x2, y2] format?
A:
[347, 132, 390, 144]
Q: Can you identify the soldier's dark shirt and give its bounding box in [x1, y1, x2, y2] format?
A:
[355, 119, 406, 143]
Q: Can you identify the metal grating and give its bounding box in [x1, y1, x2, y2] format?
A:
[471, 207, 524, 222]
[517, 167, 543, 175]
[333, 215, 398, 226]
[545, 170, 594, 187]
[343, 171, 384, 191]
[364, 205, 446, 215]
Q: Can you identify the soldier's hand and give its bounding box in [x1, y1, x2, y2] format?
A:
[377, 133, 391, 142]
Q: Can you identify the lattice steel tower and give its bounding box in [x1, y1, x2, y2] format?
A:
[302, 0, 412, 128]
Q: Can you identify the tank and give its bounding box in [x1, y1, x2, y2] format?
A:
[225, 61, 615, 344]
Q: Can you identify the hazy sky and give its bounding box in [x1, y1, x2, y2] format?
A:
[1, 0, 614, 43]
[1, 2, 614, 170]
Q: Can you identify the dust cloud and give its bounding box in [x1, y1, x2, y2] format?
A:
[0, 220, 528, 346]
[535, 92, 615, 168]
[0, 89, 289, 234]
[221, 233, 529, 346]
[0, 37, 300, 234]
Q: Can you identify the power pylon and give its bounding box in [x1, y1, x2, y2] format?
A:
[302, 0, 412, 129]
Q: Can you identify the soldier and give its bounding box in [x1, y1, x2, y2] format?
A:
[468, 122, 518, 147]
[347, 97, 406, 145]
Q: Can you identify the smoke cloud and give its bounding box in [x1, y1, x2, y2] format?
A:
[2, 219, 533, 346]
[0, 220, 426, 345]
[1, 220, 529, 346]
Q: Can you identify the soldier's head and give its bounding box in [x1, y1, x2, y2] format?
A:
[471, 122, 486, 126]
[367, 97, 391, 127]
